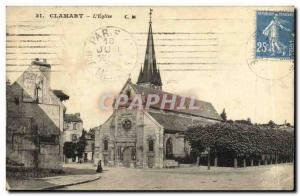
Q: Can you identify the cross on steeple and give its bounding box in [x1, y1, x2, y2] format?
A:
[149, 8, 153, 24]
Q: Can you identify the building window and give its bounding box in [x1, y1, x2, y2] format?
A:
[71, 134, 77, 142]
[126, 90, 131, 99]
[35, 80, 43, 103]
[148, 139, 154, 152]
[104, 139, 108, 151]
[166, 138, 173, 159]
[73, 123, 77, 130]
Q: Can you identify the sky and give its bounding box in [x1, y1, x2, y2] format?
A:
[6, 6, 294, 129]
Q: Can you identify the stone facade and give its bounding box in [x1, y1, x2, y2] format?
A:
[6, 59, 68, 170]
[94, 81, 220, 168]
[83, 133, 95, 162]
[94, 14, 221, 168]
[94, 107, 164, 168]
[62, 113, 84, 163]
[63, 113, 83, 143]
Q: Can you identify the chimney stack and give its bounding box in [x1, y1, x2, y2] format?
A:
[31, 58, 51, 88]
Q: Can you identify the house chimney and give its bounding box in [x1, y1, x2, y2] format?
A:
[31, 58, 51, 87]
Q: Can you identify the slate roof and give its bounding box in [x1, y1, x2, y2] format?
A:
[131, 83, 221, 120]
[64, 113, 82, 123]
[148, 111, 216, 132]
[137, 17, 162, 86]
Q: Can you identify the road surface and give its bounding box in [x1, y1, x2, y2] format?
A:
[60, 163, 294, 190]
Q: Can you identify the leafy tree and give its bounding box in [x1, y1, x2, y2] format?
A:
[247, 118, 252, 124]
[268, 120, 276, 127]
[76, 129, 87, 160]
[185, 121, 294, 168]
[63, 142, 76, 159]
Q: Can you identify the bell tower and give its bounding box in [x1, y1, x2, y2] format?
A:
[137, 9, 162, 90]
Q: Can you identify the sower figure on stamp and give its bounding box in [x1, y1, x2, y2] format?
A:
[262, 14, 291, 56]
[96, 160, 103, 173]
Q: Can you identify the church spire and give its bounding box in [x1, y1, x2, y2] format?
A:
[137, 8, 162, 90]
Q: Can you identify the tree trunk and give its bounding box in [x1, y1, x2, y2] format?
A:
[264, 158, 267, 165]
[275, 155, 278, 164]
[234, 157, 238, 168]
[251, 159, 254, 166]
[214, 157, 218, 167]
[258, 159, 261, 166]
[207, 147, 211, 170]
[270, 157, 273, 164]
[243, 158, 246, 167]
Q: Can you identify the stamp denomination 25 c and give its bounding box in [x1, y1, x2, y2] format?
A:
[245, 10, 294, 80]
[256, 11, 294, 60]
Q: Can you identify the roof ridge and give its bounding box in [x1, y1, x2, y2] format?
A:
[132, 83, 211, 104]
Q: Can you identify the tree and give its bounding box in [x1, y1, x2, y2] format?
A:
[247, 118, 252, 124]
[76, 129, 87, 162]
[185, 121, 294, 168]
[220, 108, 227, 121]
[63, 142, 76, 159]
[268, 120, 276, 127]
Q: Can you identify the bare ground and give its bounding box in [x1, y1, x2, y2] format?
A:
[60, 163, 294, 191]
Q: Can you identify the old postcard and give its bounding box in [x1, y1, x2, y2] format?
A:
[6, 6, 295, 191]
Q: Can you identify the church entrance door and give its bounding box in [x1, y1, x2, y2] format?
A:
[122, 147, 132, 167]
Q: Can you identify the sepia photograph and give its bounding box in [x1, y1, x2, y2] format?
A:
[5, 6, 295, 191]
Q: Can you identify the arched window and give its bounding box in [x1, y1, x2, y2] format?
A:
[104, 139, 108, 151]
[148, 140, 154, 152]
[126, 90, 131, 99]
[166, 138, 173, 159]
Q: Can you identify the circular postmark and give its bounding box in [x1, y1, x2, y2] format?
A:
[245, 32, 294, 81]
[83, 26, 138, 81]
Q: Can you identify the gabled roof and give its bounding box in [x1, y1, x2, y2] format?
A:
[131, 83, 221, 120]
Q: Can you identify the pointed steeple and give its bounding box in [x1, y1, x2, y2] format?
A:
[137, 8, 162, 89]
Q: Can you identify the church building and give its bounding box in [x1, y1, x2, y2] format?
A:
[94, 10, 222, 168]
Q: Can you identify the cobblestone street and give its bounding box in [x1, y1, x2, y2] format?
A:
[60, 163, 294, 191]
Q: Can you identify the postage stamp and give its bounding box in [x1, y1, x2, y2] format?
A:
[255, 11, 294, 59]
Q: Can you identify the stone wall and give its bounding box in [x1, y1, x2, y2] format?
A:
[142, 112, 164, 168]
[6, 64, 64, 170]
[94, 107, 165, 168]
[62, 121, 83, 143]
